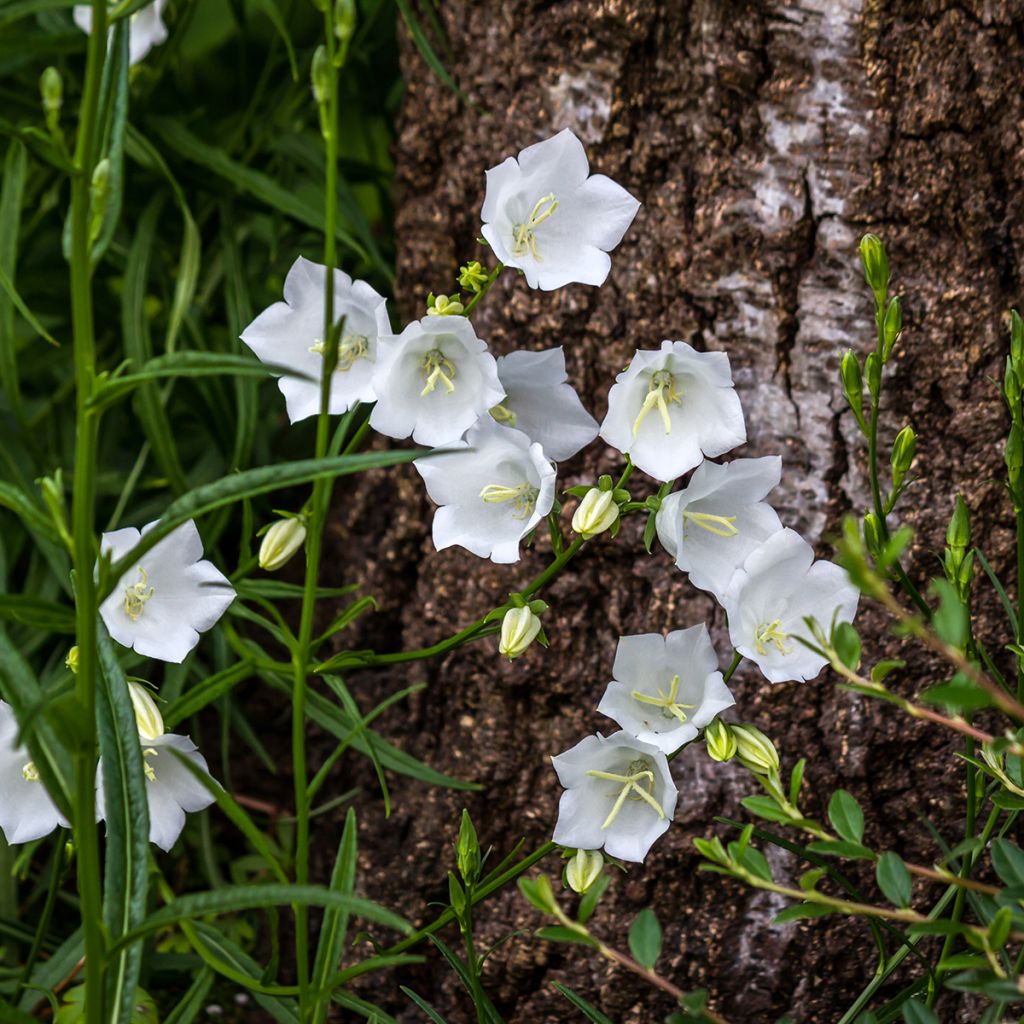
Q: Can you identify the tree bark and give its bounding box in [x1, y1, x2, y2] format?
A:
[327, 2, 1024, 1020]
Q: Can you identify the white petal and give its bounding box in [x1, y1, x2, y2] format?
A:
[567, 173, 640, 252]
[516, 128, 590, 189]
[480, 156, 522, 226]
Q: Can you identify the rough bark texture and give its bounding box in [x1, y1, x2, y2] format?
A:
[313, 2, 1024, 1021]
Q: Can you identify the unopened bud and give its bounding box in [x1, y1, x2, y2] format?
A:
[311, 45, 330, 106]
[448, 872, 467, 919]
[1012, 310, 1024, 371]
[426, 293, 464, 316]
[865, 351, 881, 401]
[859, 233, 889, 305]
[1006, 357, 1021, 410]
[88, 158, 110, 244]
[946, 494, 970, 558]
[732, 724, 780, 776]
[39, 471, 72, 551]
[882, 296, 902, 360]
[65, 646, 79, 674]
[127, 682, 164, 743]
[566, 848, 603, 894]
[571, 487, 619, 539]
[40, 66, 62, 135]
[498, 605, 542, 659]
[863, 512, 882, 556]
[704, 718, 737, 763]
[334, 0, 357, 47]
[456, 809, 480, 885]
[1007, 424, 1024, 505]
[890, 425, 916, 491]
[259, 518, 307, 571]
[840, 350, 863, 422]
[458, 261, 489, 293]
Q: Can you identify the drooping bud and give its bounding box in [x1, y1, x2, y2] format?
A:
[426, 293, 465, 316]
[858, 234, 889, 307]
[565, 848, 604, 894]
[571, 487, 619, 539]
[840, 350, 863, 424]
[456, 809, 480, 885]
[704, 718, 737, 763]
[890, 425, 917, 492]
[458, 261, 489, 293]
[40, 66, 62, 136]
[498, 605, 542, 659]
[732, 724, 780, 776]
[127, 682, 165, 743]
[65, 646, 79, 674]
[259, 518, 307, 572]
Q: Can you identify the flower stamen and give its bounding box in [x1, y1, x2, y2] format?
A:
[682, 510, 739, 538]
[309, 333, 371, 372]
[754, 619, 792, 656]
[632, 369, 682, 437]
[143, 748, 158, 783]
[489, 402, 517, 428]
[511, 193, 559, 261]
[630, 674, 698, 723]
[586, 757, 667, 829]
[123, 567, 154, 622]
[479, 481, 540, 520]
[420, 348, 457, 396]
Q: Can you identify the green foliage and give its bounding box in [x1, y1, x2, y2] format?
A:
[627, 908, 662, 970]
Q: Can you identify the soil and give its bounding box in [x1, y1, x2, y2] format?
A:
[245, 2, 1024, 1022]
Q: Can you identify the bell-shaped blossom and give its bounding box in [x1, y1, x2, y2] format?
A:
[414, 419, 555, 563]
[480, 128, 640, 291]
[99, 520, 234, 664]
[492, 348, 598, 461]
[599, 341, 746, 481]
[656, 457, 784, 600]
[240, 256, 390, 424]
[596, 627, 734, 755]
[97, 683, 216, 852]
[371, 316, 504, 447]
[0, 702, 68, 844]
[74, 1, 168, 66]
[551, 731, 677, 863]
[722, 529, 860, 684]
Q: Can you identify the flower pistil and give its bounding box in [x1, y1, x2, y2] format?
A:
[632, 369, 682, 437]
[630, 674, 698, 724]
[420, 348, 457, 396]
[754, 619, 792, 656]
[586, 757, 667, 829]
[479, 481, 540, 520]
[123, 567, 154, 622]
[511, 193, 559, 261]
[682, 509, 739, 537]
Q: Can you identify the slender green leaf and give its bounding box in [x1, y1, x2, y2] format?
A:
[551, 982, 615, 1024]
[991, 839, 1024, 888]
[901, 998, 939, 1024]
[627, 908, 661, 969]
[0, 139, 27, 417]
[163, 661, 253, 728]
[773, 902, 832, 923]
[0, 263, 59, 347]
[163, 969, 215, 1024]
[400, 987, 449, 1024]
[0, 594, 74, 632]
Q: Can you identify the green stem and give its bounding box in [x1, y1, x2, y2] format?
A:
[462, 263, 503, 317]
[1016, 507, 1024, 700]
[722, 649, 742, 684]
[69, 4, 110, 1022]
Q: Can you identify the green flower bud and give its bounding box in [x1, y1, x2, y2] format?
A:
[571, 487, 619, 539]
[946, 494, 970, 558]
[1007, 423, 1024, 505]
[259, 517, 307, 571]
[458, 260, 490, 293]
[40, 66, 62, 136]
[732, 724, 780, 776]
[456, 809, 480, 885]
[1012, 310, 1024, 372]
[426, 293, 465, 316]
[1005, 356, 1021, 411]
[448, 872, 467, 919]
[865, 351, 881, 401]
[840, 350, 863, 421]
[859, 233, 889, 305]
[311, 45, 331, 106]
[498, 605, 542, 659]
[704, 718, 737, 763]
[565, 848, 603, 894]
[334, 0, 357, 47]
[88, 158, 110, 245]
[863, 512, 882, 556]
[65, 646, 79, 674]
[882, 296, 901, 360]
[890, 425, 916, 491]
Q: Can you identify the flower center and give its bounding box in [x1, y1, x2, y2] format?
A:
[489, 401, 517, 428]
[754, 619, 792, 656]
[682, 509, 739, 538]
[143, 748, 158, 783]
[420, 348, 457, 396]
[479, 481, 540, 520]
[586, 757, 667, 829]
[511, 193, 559, 261]
[21, 761, 39, 782]
[631, 674, 698, 724]
[308, 333, 371, 372]
[123, 567, 154, 622]
[632, 369, 682, 437]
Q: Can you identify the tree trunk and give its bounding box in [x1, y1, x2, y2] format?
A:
[330, 2, 1023, 1020]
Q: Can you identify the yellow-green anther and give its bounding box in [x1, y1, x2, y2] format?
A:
[489, 402, 517, 427]
[420, 349, 457, 395]
[123, 567, 154, 622]
[512, 193, 558, 261]
[479, 482, 540, 520]
[754, 619, 791, 656]
[682, 510, 738, 537]
[309, 333, 370, 371]
[632, 369, 682, 437]
[143, 749, 158, 783]
[586, 759, 666, 829]
[630, 674, 697, 723]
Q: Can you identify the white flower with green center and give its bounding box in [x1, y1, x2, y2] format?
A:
[414, 419, 555, 563]
[240, 256, 390, 424]
[371, 316, 504, 447]
[599, 341, 746, 481]
[481, 129, 640, 291]
[97, 683, 216, 852]
[596, 626, 735, 755]
[655, 456, 784, 601]
[0, 701, 68, 844]
[98, 520, 235, 664]
[722, 529, 860, 684]
[551, 732, 677, 863]
[73, 1, 168, 66]
[492, 348, 598, 461]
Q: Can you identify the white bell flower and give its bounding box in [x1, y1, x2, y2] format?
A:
[551, 732, 677, 863]
[240, 256, 390, 424]
[722, 529, 860, 684]
[73, 1, 168, 67]
[0, 701, 68, 845]
[480, 128, 640, 291]
[655, 456, 784, 600]
[99, 519, 235, 664]
[97, 684, 216, 852]
[492, 348, 598, 461]
[370, 316, 504, 447]
[599, 341, 746, 481]
[596, 626, 735, 755]
[414, 419, 555, 564]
